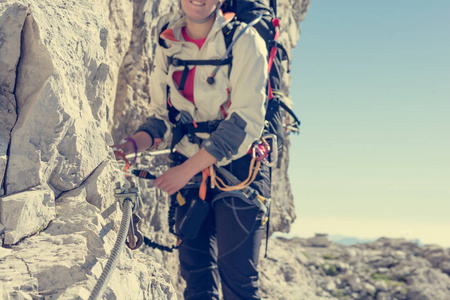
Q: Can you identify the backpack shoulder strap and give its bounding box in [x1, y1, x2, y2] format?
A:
[222, 19, 239, 50]
[221, 19, 240, 78]
[270, 0, 278, 16]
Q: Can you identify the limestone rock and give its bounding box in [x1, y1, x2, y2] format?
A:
[0, 91, 15, 196]
[406, 268, 450, 300]
[1, 186, 176, 299]
[6, 1, 111, 195]
[308, 233, 332, 247]
[258, 238, 328, 300]
[0, 240, 11, 259]
[0, 2, 26, 195]
[0, 1, 27, 94]
[1, 186, 55, 245]
[273, 236, 450, 300]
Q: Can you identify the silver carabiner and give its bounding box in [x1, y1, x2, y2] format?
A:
[261, 134, 278, 168]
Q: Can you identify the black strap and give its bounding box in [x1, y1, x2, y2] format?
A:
[183, 120, 221, 134]
[143, 236, 181, 252]
[159, 23, 170, 48]
[270, 41, 290, 72]
[270, 0, 277, 16]
[168, 57, 232, 67]
[170, 120, 221, 152]
[165, 20, 239, 118]
[264, 211, 271, 258]
[131, 169, 157, 180]
[169, 56, 233, 91]
[179, 66, 189, 90]
[279, 100, 301, 126]
[222, 20, 239, 79]
[142, 196, 182, 252]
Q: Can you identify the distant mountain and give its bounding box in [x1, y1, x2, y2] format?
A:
[328, 235, 377, 245]
[329, 234, 422, 246]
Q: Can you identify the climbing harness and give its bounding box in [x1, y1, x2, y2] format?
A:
[114, 143, 273, 254]
[210, 166, 271, 226]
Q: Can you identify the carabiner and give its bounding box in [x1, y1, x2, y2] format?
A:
[126, 213, 143, 250]
[260, 134, 278, 168]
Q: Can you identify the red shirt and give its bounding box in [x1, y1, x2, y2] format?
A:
[172, 28, 206, 105]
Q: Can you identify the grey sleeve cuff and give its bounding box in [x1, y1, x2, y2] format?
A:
[136, 117, 168, 140]
[202, 112, 247, 162]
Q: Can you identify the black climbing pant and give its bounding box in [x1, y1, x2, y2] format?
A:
[172, 154, 271, 300]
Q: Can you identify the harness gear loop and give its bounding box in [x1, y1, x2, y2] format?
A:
[212, 166, 271, 226]
[209, 158, 261, 192]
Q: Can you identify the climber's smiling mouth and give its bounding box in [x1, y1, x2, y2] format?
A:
[190, 1, 206, 7]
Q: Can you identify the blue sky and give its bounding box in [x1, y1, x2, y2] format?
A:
[287, 0, 450, 246]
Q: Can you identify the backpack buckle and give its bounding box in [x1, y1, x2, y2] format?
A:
[170, 57, 184, 67]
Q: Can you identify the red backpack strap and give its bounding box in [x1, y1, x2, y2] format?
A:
[267, 18, 280, 100]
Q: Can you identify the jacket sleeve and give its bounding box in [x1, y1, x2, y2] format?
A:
[203, 26, 268, 165]
[136, 43, 172, 149]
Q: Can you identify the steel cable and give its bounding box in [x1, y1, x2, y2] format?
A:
[88, 199, 132, 300]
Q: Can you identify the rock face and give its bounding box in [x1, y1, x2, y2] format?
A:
[0, 0, 310, 299]
[0, 0, 175, 298]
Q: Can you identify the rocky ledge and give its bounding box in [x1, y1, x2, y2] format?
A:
[259, 235, 450, 300]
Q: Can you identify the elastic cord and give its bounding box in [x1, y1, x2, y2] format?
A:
[124, 137, 138, 164]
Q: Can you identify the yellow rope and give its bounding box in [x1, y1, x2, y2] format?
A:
[210, 165, 216, 189]
[212, 157, 261, 192]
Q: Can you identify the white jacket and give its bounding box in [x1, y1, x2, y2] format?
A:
[138, 10, 268, 166]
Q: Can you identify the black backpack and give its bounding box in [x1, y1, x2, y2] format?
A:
[162, 0, 300, 167]
[221, 0, 300, 155]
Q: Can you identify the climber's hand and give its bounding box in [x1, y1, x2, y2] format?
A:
[154, 164, 193, 196]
